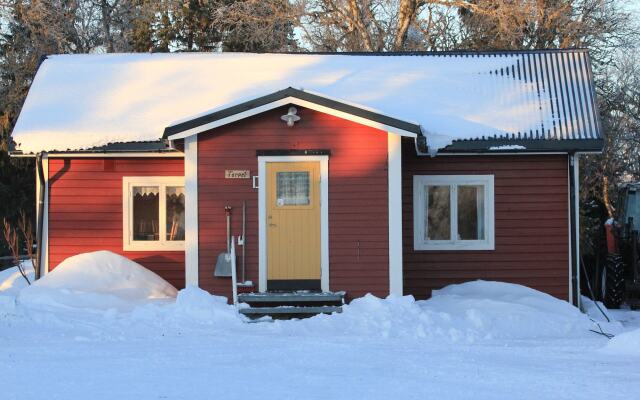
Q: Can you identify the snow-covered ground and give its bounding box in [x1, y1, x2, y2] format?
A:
[1, 251, 640, 400]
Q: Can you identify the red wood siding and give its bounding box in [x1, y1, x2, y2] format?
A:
[402, 138, 570, 300]
[47, 158, 186, 289]
[198, 106, 389, 300]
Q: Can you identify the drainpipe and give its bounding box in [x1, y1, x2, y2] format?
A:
[568, 152, 580, 307]
[35, 152, 46, 280]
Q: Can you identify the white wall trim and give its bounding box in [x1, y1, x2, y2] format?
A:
[168, 97, 418, 141]
[257, 155, 329, 293]
[413, 174, 495, 251]
[320, 158, 330, 293]
[388, 133, 403, 296]
[122, 176, 185, 252]
[40, 155, 49, 275]
[184, 136, 199, 287]
[574, 154, 581, 308]
[35, 156, 42, 271]
[569, 154, 581, 306]
[567, 157, 572, 304]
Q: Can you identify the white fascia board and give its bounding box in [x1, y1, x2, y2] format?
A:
[46, 152, 183, 158]
[434, 152, 568, 156]
[167, 97, 418, 141]
[300, 88, 421, 126]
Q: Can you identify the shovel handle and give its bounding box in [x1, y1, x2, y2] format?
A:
[225, 206, 232, 252]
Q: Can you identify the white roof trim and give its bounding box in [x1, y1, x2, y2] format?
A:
[167, 96, 418, 141]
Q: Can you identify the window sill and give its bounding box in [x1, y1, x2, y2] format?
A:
[123, 242, 185, 252]
[413, 241, 495, 251]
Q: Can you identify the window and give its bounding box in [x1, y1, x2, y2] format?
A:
[413, 175, 494, 251]
[123, 177, 185, 251]
[276, 171, 310, 206]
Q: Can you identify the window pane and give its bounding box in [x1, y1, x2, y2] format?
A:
[133, 186, 159, 241]
[426, 185, 451, 240]
[276, 171, 310, 206]
[166, 186, 185, 241]
[458, 185, 485, 240]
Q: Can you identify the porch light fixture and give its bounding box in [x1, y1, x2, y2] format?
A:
[281, 106, 301, 127]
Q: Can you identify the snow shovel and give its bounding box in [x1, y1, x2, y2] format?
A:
[214, 206, 233, 277]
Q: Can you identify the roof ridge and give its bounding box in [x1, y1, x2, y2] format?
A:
[46, 48, 590, 58]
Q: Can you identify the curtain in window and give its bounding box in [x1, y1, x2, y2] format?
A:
[166, 186, 185, 241]
[276, 171, 310, 206]
[133, 186, 159, 241]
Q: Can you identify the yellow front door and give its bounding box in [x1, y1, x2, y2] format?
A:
[266, 161, 321, 291]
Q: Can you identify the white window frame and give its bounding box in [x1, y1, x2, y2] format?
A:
[413, 175, 495, 251]
[123, 176, 185, 251]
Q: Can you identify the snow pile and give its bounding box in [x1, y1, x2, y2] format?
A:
[0, 258, 609, 343]
[0, 262, 34, 313]
[11, 52, 595, 154]
[292, 294, 434, 339]
[425, 281, 593, 340]
[0, 262, 34, 296]
[579, 295, 629, 337]
[295, 281, 594, 342]
[131, 287, 244, 328]
[18, 251, 177, 312]
[602, 328, 640, 356]
[581, 295, 609, 321]
[0, 251, 242, 327]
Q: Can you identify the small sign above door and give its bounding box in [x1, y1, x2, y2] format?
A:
[225, 170, 250, 179]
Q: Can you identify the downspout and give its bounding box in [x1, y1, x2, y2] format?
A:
[568, 152, 580, 307]
[35, 152, 46, 280]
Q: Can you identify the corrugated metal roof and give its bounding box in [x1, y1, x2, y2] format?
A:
[453, 50, 601, 142]
[162, 50, 603, 152]
[273, 49, 603, 143]
[10, 50, 602, 154]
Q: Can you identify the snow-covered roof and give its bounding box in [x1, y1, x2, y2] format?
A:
[11, 51, 602, 154]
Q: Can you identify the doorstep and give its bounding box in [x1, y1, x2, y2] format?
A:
[238, 291, 346, 319]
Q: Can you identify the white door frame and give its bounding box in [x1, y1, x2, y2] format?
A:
[258, 155, 329, 292]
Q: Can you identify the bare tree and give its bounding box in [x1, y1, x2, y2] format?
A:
[2, 218, 30, 285]
[455, 0, 638, 65]
[301, 0, 402, 51]
[298, 0, 638, 55]
[17, 211, 38, 279]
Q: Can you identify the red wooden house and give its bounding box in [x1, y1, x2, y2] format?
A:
[10, 51, 603, 309]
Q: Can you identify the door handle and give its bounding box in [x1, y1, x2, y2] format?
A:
[269, 223, 277, 228]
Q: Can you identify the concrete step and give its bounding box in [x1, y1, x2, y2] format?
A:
[238, 291, 345, 307]
[237, 291, 346, 319]
[239, 305, 342, 319]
